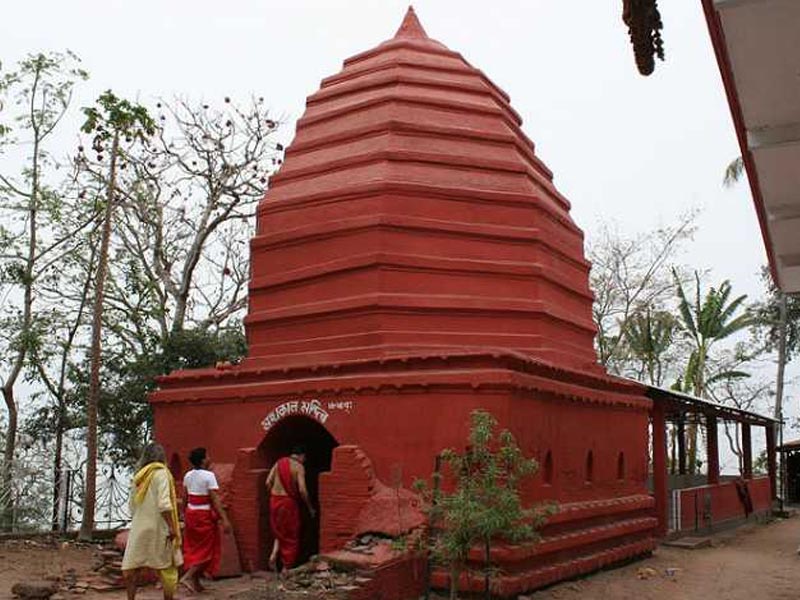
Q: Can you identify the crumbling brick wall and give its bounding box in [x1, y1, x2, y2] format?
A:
[319, 445, 377, 553]
[318, 445, 425, 553]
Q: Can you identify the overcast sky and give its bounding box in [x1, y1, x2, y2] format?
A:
[3, 1, 792, 442]
[3, 0, 766, 290]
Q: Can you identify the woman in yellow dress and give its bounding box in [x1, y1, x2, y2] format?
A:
[121, 443, 183, 600]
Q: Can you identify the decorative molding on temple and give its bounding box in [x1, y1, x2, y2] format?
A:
[243, 6, 602, 373]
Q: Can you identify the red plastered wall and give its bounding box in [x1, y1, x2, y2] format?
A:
[154, 385, 649, 509]
[677, 477, 772, 532]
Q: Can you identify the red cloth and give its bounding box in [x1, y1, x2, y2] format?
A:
[182, 495, 221, 576]
[270, 495, 301, 568]
[187, 493, 212, 507]
[270, 458, 302, 568]
[277, 458, 299, 500]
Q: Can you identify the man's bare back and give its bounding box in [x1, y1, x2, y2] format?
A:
[266, 457, 303, 496]
[265, 453, 315, 517]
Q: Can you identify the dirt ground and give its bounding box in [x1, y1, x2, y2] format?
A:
[3, 517, 800, 599]
[528, 517, 800, 600]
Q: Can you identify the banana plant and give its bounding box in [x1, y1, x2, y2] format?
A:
[673, 270, 753, 472]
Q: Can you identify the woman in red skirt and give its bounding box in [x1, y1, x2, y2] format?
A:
[180, 447, 232, 593]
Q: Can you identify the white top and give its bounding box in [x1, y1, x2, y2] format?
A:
[183, 469, 219, 510]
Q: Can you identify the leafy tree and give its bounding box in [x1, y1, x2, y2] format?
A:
[620, 308, 682, 469]
[77, 91, 155, 539]
[673, 271, 754, 471]
[622, 309, 677, 386]
[96, 326, 247, 466]
[0, 60, 278, 532]
[721, 161, 792, 436]
[415, 410, 549, 599]
[29, 230, 97, 529]
[0, 51, 88, 527]
[751, 267, 800, 424]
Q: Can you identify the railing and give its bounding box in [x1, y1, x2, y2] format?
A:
[1, 462, 131, 534]
[57, 463, 131, 532]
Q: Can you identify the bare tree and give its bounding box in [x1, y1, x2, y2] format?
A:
[588, 210, 697, 373]
[60, 96, 279, 487]
[109, 97, 281, 340]
[710, 377, 771, 473]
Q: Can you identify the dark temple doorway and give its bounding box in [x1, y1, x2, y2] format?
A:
[785, 448, 800, 504]
[257, 416, 338, 566]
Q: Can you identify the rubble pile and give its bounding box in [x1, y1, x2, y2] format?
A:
[86, 545, 126, 591]
[9, 540, 126, 598]
[344, 533, 392, 554]
[280, 556, 374, 598]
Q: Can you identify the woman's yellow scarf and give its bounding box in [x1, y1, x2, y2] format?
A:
[132, 461, 182, 548]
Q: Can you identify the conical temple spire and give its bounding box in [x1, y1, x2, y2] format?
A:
[394, 6, 428, 39]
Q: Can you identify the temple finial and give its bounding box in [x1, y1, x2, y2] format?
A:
[394, 6, 428, 39]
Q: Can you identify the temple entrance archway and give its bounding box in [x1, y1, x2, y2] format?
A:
[255, 415, 339, 566]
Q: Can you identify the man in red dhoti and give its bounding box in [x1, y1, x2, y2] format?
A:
[266, 446, 315, 571]
[180, 447, 232, 593]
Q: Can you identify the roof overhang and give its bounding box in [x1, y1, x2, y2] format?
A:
[644, 383, 777, 426]
[778, 439, 800, 452]
[702, 0, 800, 292]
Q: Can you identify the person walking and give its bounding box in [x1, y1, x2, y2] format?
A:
[121, 442, 182, 600]
[266, 445, 315, 572]
[180, 447, 232, 593]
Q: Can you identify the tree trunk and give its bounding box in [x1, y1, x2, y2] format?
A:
[1, 97, 41, 528]
[51, 401, 65, 531]
[52, 239, 95, 531]
[687, 350, 706, 474]
[79, 131, 119, 541]
[774, 293, 787, 423]
[774, 292, 788, 501]
[0, 388, 18, 528]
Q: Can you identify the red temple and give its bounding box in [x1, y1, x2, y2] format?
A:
[151, 8, 658, 596]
